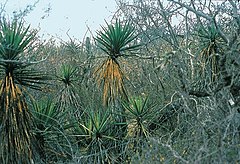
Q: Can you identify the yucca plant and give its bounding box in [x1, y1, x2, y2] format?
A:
[56, 64, 82, 115]
[196, 24, 223, 82]
[121, 96, 157, 159]
[94, 19, 141, 105]
[58, 64, 78, 87]
[122, 96, 157, 138]
[31, 98, 73, 163]
[0, 18, 49, 163]
[73, 107, 119, 163]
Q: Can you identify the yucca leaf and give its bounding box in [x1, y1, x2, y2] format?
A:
[95, 19, 141, 59]
[122, 96, 157, 138]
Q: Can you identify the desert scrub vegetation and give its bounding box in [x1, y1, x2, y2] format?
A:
[0, 0, 240, 163]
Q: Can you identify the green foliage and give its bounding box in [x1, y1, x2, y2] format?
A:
[0, 18, 49, 90]
[122, 96, 157, 138]
[95, 19, 141, 59]
[31, 98, 73, 163]
[73, 107, 119, 163]
[57, 64, 78, 87]
[0, 19, 36, 60]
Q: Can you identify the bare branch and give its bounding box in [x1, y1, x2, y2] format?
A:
[229, 1, 240, 34]
[168, 0, 213, 20]
[213, 16, 229, 44]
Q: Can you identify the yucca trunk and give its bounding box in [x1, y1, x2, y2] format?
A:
[200, 43, 219, 82]
[0, 73, 34, 164]
[94, 58, 128, 106]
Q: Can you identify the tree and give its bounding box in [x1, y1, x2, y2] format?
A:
[0, 18, 48, 164]
[94, 19, 141, 106]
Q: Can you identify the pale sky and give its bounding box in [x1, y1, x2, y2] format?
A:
[2, 0, 117, 41]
